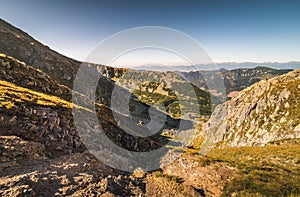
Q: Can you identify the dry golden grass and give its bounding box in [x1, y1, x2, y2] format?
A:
[0, 80, 93, 112]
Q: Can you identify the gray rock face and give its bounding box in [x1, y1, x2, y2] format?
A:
[202, 69, 300, 148]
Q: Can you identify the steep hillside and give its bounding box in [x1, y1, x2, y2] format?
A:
[0, 54, 83, 159]
[0, 19, 81, 88]
[0, 54, 190, 157]
[0, 54, 71, 100]
[202, 68, 300, 148]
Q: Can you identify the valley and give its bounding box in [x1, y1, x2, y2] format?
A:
[0, 18, 299, 197]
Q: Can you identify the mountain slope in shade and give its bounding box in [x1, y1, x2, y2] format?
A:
[0, 53, 191, 157]
[202, 68, 300, 148]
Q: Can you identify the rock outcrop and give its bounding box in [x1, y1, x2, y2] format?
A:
[203, 69, 300, 147]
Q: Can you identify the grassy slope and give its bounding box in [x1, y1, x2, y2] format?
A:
[132, 81, 212, 119]
[0, 80, 91, 112]
[206, 139, 300, 196]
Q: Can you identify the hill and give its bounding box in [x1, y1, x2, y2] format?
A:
[0, 19, 81, 88]
[202, 68, 300, 148]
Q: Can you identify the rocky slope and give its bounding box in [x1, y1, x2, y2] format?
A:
[0, 19, 235, 196]
[0, 54, 237, 197]
[0, 19, 80, 88]
[0, 18, 299, 196]
[0, 53, 191, 161]
[0, 54, 83, 158]
[202, 68, 300, 148]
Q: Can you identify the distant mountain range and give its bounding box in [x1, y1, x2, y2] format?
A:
[132, 61, 300, 72]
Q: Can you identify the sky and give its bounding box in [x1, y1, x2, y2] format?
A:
[0, 0, 300, 66]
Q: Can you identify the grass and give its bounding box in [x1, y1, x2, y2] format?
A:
[133, 89, 177, 105]
[206, 139, 300, 196]
[133, 87, 182, 119]
[130, 81, 212, 119]
[0, 80, 93, 112]
[153, 171, 184, 183]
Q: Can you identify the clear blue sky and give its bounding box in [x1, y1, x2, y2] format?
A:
[1, 0, 300, 65]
